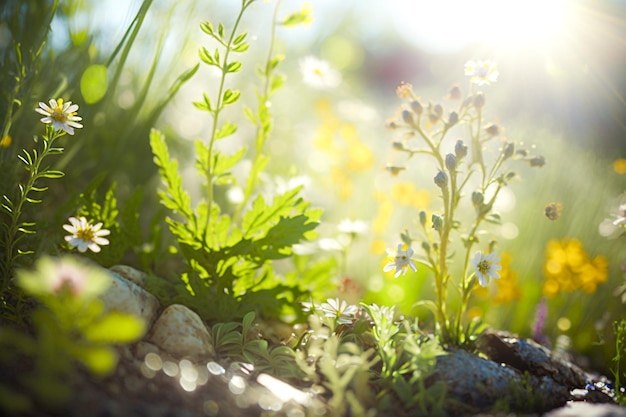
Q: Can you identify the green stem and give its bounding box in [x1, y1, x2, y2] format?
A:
[203, 0, 255, 243]
[233, 0, 281, 226]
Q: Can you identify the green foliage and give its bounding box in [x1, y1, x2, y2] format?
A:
[613, 319, 626, 405]
[0, 256, 144, 414]
[150, 0, 323, 322]
[211, 311, 304, 380]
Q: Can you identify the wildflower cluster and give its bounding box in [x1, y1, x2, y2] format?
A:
[381, 61, 545, 345]
[543, 238, 608, 297]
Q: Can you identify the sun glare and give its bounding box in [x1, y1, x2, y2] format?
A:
[391, 0, 572, 52]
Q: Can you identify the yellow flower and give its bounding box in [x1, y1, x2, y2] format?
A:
[613, 158, 626, 174]
[542, 238, 608, 297]
[0, 134, 11, 147]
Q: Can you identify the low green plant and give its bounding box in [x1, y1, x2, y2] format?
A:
[0, 255, 144, 415]
[150, 0, 326, 322]
[382, 63, 545, 346]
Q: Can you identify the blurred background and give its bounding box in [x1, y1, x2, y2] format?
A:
[1, 0, 625, 374]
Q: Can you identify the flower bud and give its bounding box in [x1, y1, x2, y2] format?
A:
[392, 141, 405, 151]
[432, 214, 443, 232]
[485, 123, 501, 136]
[447, 83, 462, 100]
[471, 191, 484, 209]
[434, 170, 448, 188]
[502, 142, 515, 159]
[385, 119, 398, 129]
[402, 109, 414, 125]
[421, 241, 431, 253]
[447, 111, 459, 127]
[419, 210, 427, 227]
[410, 100, 423, 115]
[455, 140, 468, 160]
[386, 165, 406, 176]
[473, 92, 485, 109]
[529, 155, 545, 167]
[445, 153, 457, 171]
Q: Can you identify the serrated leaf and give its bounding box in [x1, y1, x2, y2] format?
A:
[215, 121, 238, 140]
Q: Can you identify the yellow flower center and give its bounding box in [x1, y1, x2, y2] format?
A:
[77, 226, 95, 242]
[478, 260, 490, 275]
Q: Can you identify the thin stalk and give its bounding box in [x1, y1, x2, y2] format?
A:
[203, 0, 255, 243]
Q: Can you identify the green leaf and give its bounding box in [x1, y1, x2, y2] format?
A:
[233, 32, 247, 45]
[226, 61, 243, 73]
[215, 121, 238, 140]
[80, 64, 108, 104]
[280, 5, 313, 27]
[217, 22, 225, 38]
[200, 21, 214, 35]
[270, 75, 285, 94]
[83, 312, 145, 343]
[213, 147, 246, 177]
[70, 345, 118, 376]
[223, 89, 240, 106]
[193, 92, 213, 111]
[232, 43, 249, 53]
[38, 169, 64, 179]
[199, 47, 215, 66]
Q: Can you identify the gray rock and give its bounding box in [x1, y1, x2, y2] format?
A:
[147, 304, 216, 362]
[101, 268, 161, 327]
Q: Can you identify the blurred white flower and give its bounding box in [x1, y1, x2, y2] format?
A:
[35, 98, 83, 135]
[383, 244, 417, 278]
[299, 56, 341, 89]
[337, 219, 368, 235]
[63, 216, 110, 253]
[464, 60, 499, 86]
[599, 202, 626, 239]
[471, 251, 502, 287]
[318, 298, 359, 325]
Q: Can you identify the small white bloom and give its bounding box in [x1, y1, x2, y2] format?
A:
[63, 216, 110, 253]
[471, 251, 502, 287]
[383, 244, 417, 278]
[337, 219, 369, 235]
[464, 60, 499, 86]
[599, 201, 626, 239]
[318, 298, 359, 325]
[35, 98, 83, 135]
[299, 56, 341, 89]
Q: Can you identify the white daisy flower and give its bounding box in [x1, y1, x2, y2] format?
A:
[299, 56, 341, 89]
[35, 98, 83, 135]
[464, 60, 499, 86]
[383, 244, 417, 278]
[63, 216, 110, 253]
[470, 251, 502, 287]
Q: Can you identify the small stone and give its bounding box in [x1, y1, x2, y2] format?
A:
[109, 265, 148, 288]
[147, 304, 216, 362]
[100, 269, 161, 327]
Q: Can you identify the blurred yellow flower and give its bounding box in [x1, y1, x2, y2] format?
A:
[391, 182, 430, 208]
[492, 252, 522, 304]
[613, 158, 626, 174]
[542, 238, 608, 297]
[0, 134, 11, 147]
[372, 192, 393, 235]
